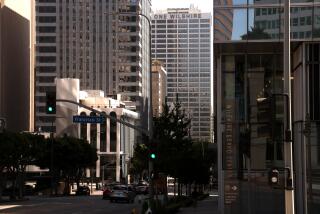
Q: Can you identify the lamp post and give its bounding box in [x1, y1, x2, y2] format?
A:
[284, 1, 295, 213]
[136, 12, 154, 199]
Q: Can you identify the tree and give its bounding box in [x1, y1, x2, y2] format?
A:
[0, 132, 45, 200]
[35, 136, 97, 195]
[241, 26, 271, 40]
[129, 142, 149, 181]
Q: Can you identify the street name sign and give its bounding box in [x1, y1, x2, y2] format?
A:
[73, 115, 105, 124]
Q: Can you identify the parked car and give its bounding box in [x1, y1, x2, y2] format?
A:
[109, 185, 136, 203]
[102, 185, 114, 199]
[76, 186, 90, 196]
[135, 185, 149, 195]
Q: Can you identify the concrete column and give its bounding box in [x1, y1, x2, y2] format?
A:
[116, 116, 121, 182]
[86, 123, 91, 178]
[106, 118, 110, 153]
[96, 124, 101, 178]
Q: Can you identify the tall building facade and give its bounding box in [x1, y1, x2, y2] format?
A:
[214, 1, 320, 214]
[152, 6, 212, 141]
[151, 60, 167, 116]
[35, 0, 151, 132]
[0, 0, 35, 132]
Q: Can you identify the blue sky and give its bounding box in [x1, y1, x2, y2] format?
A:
[152, 0, 213, 13]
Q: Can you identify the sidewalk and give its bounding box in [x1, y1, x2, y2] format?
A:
[178, 195, 218, 214]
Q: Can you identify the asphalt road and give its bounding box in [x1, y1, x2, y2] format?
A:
[0, 195, 144, 214]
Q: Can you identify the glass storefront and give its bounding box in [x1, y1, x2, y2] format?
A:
[220, 53, 285, 213]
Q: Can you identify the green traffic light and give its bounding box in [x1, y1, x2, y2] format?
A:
[48, 107, 53, 112]
[150, 153, 156, 159]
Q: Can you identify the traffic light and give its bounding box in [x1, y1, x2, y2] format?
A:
[150, 153, 156, 159]
[46, 92, 56, 114]
[269, 168, 279, 187]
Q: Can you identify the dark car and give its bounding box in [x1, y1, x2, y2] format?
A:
[135, 185, 149, 195]
[109, 185, 136, 203]
[102, 185, 114, 199]
[76, 186, 90, 196]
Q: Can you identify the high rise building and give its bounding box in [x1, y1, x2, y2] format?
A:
[214, 1, 320, 214]
[152, 6, 212, 141]
[151, 60, 167, 116]
[35, 0, 151, 132]
[0, 0, 35, 132]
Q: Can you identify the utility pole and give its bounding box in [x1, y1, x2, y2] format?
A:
[284, 0, 295, 213]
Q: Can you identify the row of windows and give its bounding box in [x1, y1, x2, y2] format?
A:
[154, 48, 210, 52]
[152, 29, 210, 33]
[152, 24, 210, 28]
[152, 19, 210, 23]
[152, 36, 210, 43]
[214, 0, 319, 6]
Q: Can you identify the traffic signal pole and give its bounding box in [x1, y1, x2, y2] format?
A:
[284, 1, 295, 213]
[55, 99, 150, 136]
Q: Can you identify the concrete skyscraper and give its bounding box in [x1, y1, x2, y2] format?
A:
[152, 6, 212, 141]
[0, 0, 35, 132]
[35, 0, 151, 132]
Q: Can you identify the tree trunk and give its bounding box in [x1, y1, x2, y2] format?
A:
[11, 175, 17, 200]
[0, 170, 4, 201]
[64, 177, 70, 195]
[18, 170, 23, 199]
[173, 178, 176, 196]
[178, 182, 180, 196]
[185, 184, 187, 196]
[164, 174, 168, 203]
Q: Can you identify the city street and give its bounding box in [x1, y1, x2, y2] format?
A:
[0, 195, 142, 214]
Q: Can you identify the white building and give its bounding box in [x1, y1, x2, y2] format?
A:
[56, 78, 139, 183]
[152, 5, 212, 141]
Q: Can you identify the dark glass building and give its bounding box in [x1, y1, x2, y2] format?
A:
[214, 0, 320, 213]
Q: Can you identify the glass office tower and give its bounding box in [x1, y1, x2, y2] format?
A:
[214, 1, 320, 213]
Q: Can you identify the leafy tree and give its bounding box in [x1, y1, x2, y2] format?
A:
[0, 132, 45, 199]
[241, 26, 271, 40]
[35, 136, 97, 195]
[129, 142, 149, 181]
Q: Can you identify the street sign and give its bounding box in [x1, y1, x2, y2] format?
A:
[73, 115, 105, 124]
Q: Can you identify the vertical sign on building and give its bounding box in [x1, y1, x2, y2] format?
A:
[223, 64, 239, 205]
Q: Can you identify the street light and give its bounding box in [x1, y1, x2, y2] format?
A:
[284, 1, 295, 213]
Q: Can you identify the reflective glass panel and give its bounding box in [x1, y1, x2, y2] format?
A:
[248, 0, 280, 5]
[248, 8, 281, 40]
[313, 7, 320, 38]
[280, 7, 313, 39]
[214, 0, 247, 6]
[292, 0, 315, 3]
[214, 9, 247, 41]
[221, 54, 285, 214]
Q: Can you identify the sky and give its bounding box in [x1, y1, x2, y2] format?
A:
[152, 0, 213, 13]
[4, 0, 31, 19]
